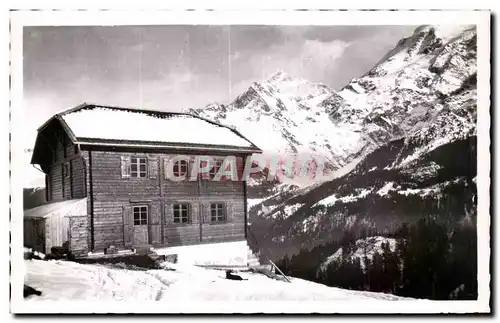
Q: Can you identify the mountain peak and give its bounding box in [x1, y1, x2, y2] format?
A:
[265, 70, 294, 84]
[412, 24, 475, 41]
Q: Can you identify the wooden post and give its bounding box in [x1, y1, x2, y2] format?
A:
[269, 259, 291, 283]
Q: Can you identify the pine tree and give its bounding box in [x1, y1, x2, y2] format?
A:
[381, 241, 400, 293]
[369, 250, 384, 292]
[397, 218, 450, 299]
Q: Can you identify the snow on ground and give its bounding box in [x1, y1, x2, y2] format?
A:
[247, 198, 266, 210]
[315, 195, 338, 207]
[397, 178, 466, 197]
[301, 216, 321, 233]
[153, 240, 248, 267]
[282, 203, 304, 219]
[23, 259, 412, 302]
[377, 182, 395, 196]
[339, 188, 374, 203]
[314, 188, 374, 207]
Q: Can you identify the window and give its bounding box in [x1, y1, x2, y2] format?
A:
[209, 159, 223, 179]
[173, 160, 188, 177]
[133, 205, 148, 225]
[173, 204, 190, 224]
[210, 203, 226, 223]
[131, 157, 147, 178]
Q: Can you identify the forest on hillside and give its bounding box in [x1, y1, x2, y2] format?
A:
[275, 218, 478, 300]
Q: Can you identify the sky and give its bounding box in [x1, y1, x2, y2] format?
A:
[23, 25, 416, 147]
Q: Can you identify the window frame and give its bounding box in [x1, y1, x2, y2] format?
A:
[208, 159, 223, 179]
[173, 160, 189, 178]
[173, 203, 191, 224]
[210, 202, 226, 224]
[132, 205, 149, 226]
[130, 157, 148, 178]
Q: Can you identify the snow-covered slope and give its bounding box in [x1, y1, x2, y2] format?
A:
[246, 25, 477, 261]
[22, 259, 412, 303]
[248, 132, 476, 260]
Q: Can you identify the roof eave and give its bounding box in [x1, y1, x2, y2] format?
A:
[36, 102, 263, 153]
[76, 140, 262, 154]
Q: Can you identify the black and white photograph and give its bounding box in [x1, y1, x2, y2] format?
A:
[9, 9, 491, 314]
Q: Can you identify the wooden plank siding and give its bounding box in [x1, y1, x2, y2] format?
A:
[50, 163, 63, 201]
[87, 150, 248, 252]
[44, 211, 70, 254]
[71, 155, 86, 198]
[46, 130, 87, 202]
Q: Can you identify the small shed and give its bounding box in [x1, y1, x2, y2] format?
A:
[24, 198, 87, 255]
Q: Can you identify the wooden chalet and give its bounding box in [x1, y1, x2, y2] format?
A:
[26, 103, 262, 265]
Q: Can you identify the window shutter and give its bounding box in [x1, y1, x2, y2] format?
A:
[165, 203, 173, 225]
[190, 203, 199, 224]
[225, 202, 233, 222]
[121, 156, 131, 178]
[200, 160, 211, 181]
[123, 205, 133, 247]
[184, 156, 191, 180]
[150, 203, 161, 245]
[148, 157, 158, 179]
[163, 156, 171, 180]
[236, 157, 244, 182]
[188, 158, 197, 181]
[202, 203, 210, 223]
[218, 160, 226, 183]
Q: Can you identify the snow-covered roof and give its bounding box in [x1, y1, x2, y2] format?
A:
[24, 198, 87, 219]
[38, 104, 261, 153]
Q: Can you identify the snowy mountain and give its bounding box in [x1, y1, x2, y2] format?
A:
[190, 70, 345, 192]
[244, 25, 477, 261]
[191, 25, 477, 196]
[323, 24, 477, 168]
[191, 71, 338, 162]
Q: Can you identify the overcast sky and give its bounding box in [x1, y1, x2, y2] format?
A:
[23, 25, 416, 146]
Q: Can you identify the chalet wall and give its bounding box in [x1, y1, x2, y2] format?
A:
[200, 198, 246, 243]
[93, 199, 127, 250]
[50, 163, 63, 201]
[90, 151, 160, 198]
[71, 155, 86, 198]
[47, 131, 86, 202]
[87, 150, 248, 252]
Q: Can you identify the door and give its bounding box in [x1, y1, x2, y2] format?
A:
[34, 219, 46, 254]
[132, 205, 149, 245]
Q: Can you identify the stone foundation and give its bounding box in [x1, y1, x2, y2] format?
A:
[69, 215, 89, 258]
